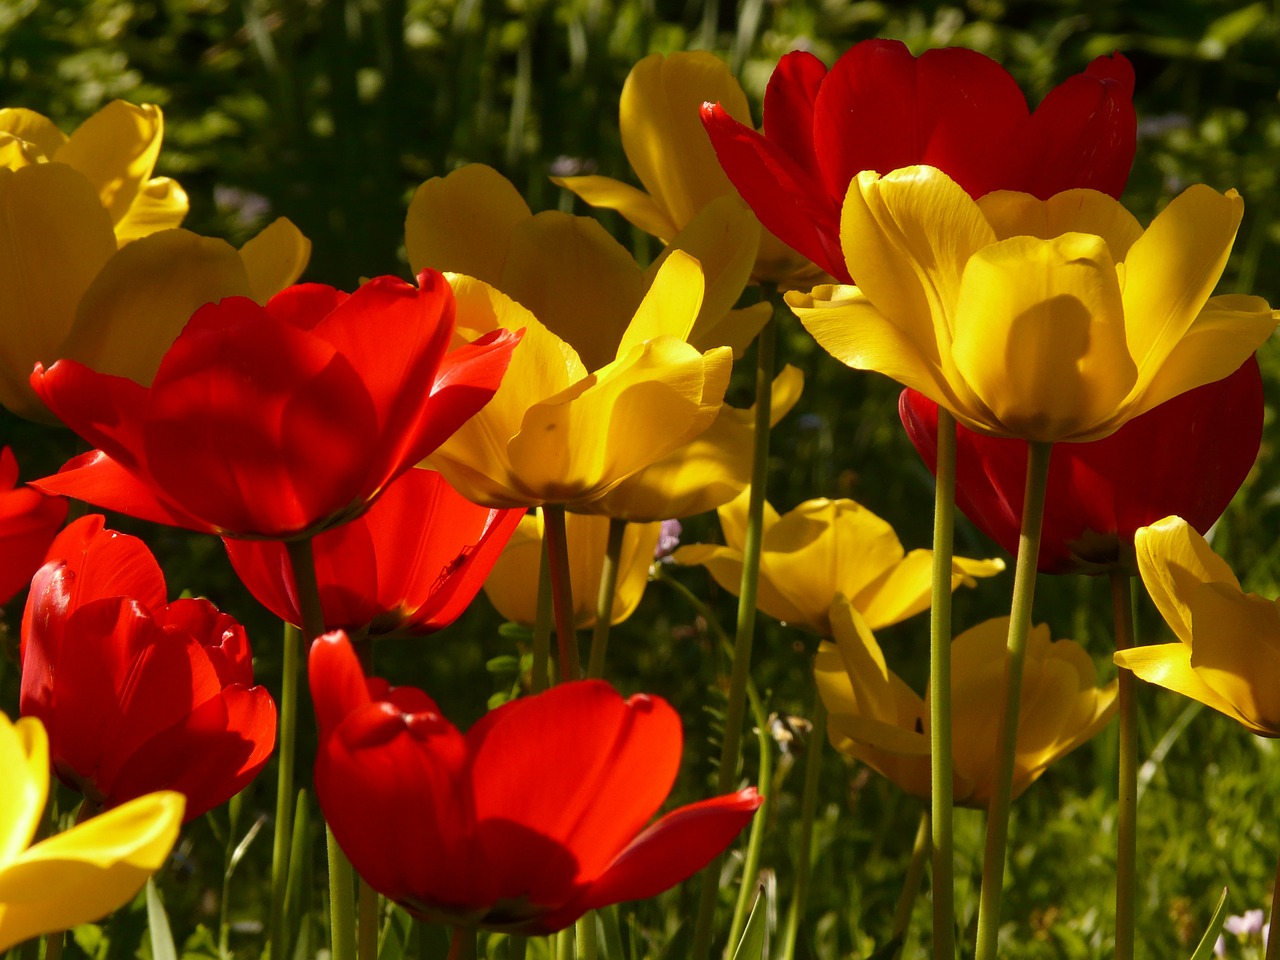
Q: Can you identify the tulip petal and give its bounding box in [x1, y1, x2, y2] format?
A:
[0, 108, 66, 158]
[552, 175, 677, 241]
[1185, 582, 1280, 733]
[0, 716, 47, 867]
[977, 188, 1144, 256]
[1134, 516, 1240, 646]
[29, 450, 210, 533]
[1115, 642, 1251, 732]
[406, 164, 531, 282]
[54, 101, 163, 227]
[112, 177, 189, 244]
[619, 250, 705, 356]
[240, 217, 312, 304]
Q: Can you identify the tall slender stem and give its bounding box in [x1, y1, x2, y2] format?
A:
[542, 504, 581, 683]
[972, 440, 1053, 960]
[928, 408, 958, 960]
[531, 519, 554, 693]
[1112, 571, 1137, 960]
[726, 663, 774, 951]
[780, 696, 827, 960]
[690, 309, 777, 960]
[586, 519, 627, 680]
[892, 811, 932, 952]
[576, 912, 600, 960]
[327, 825, 358, 960]
[269, 619, 303, 960]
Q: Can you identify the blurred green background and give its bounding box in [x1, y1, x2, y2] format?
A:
[4, 1, 1280, 957]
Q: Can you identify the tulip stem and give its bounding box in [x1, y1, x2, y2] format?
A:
[542, 503, 581, 683]
[358, 877, 379, 960]
[972, 440, 1053, 960]
[586, 519, 627, 679]
[891, 810, 932, 954]
[269, 618, 303, 960]
[780, 695, 827, 960]
[726, 659, 774, 952]
[1111, 570, 1137, 960]
[576, 912, 600, 960]
[928, 408, 958, 960]
[531, 522, 554, 693]
[690, 309, 776, 960]
[448, 927, 478, 960]
[327, 825, 358, 960]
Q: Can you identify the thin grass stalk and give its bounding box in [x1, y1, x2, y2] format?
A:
[542, 504, 581, 682]
[972, 440, 1053, 960]
[586, 519, 627, 679]
[531, 517, 555, 693]
[891, 811, 932, 955]
[218, 793, 243, 959]
[1112, 571, 1137, 960]
[726, 664, 774, 950]
[928, 409, 957, 960]
[269, 619, 303, 960]
[690, 310, 777, 960]
[779, 696, 827, 960]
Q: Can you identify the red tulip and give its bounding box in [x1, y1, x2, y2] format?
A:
[700, 39, 1136, 281]
[0, 447, 68, 605]
[898, 356, 1264, 574]
[20, 515, 276, 820]
[309, 631, 762, 933]
[224, 468, 524, 637]
[29, 271, 520, 539]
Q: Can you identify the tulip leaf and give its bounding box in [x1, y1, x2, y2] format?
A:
[596, 905, 627, 960]
[146, 879, 179, 960]
[729, 891, 767, 960]
[1186, 888, 1230, 960]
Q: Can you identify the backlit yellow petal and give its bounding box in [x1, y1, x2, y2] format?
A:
[1133, 516, 1239, 646]
[978, 188, 1144, 256]
[553, 174, 677, 240]
[239, 217, 312, 304]
[54, 101, 163, 227]
[1115, 643, 1251, 731]
[618, 250, 705, 358]
[405, 163, 531, 282]
[0, 716, 47, 868]
[0, 108, 66, 159]
[1185, 582, 1280, 734]
[112, 176, 189, 244]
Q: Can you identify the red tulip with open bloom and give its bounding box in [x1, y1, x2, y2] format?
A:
[225, 467, 524, 637]
[310, 631, 762, 933]
[29, 270, 519, 539]
[20, 515, 276, 821]
[897, 357, 1264, 574]
[0, 447, 68, 605]
[700, 39, 1136, 281]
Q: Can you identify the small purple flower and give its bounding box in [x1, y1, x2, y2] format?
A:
[654, 519, 682, 562]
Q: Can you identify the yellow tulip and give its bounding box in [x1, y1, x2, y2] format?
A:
[0, 100, 187, 245]
[672, 490, 1004, 635]
[407, 162, 768, 358]
[483, 510, 662, 629]
[581, 364, 804, 522]
[0, 713, 184, 950]
[788, 165, 1278, 443]
[553, 52, 818, 286]
[815, 598, 1116, 806]
[0, 157, 310, 420]
[1118, 516, 1280, 736]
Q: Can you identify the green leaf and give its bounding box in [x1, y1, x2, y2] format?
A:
[729, 891, 767, 960]
[146, 879, 179, 960]
[1187, 888, 1231, 960]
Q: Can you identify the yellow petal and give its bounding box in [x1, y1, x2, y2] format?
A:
[1184, 582, 1280, 734]
[1115, 642, 1253, 732]
[0, 791, 184, 951]
[949, 232, 1134, 441]
[1133, 516, 1240, 646]
[827, 596, 906, 723]
[0, 136, 41, 170]
[978, 188, 1144, 257]
[239, 217, 312, 304]
[112, 177, 189, 244]
[618, 250, 705, 358]
[855, 549, 1004, 631]
[553, 174, 677, 240]
[62, 229, 255, 386]
[0, 108, 67, 159]
[501, 212, 644, 372]
[54, 101, 164, 227]
[0, 716, 47, 868]
[0, 163, 117, 421]
[405, 163, 530, 282]
[619, 51, 748, 231]
[1122, 184, 1243, 379]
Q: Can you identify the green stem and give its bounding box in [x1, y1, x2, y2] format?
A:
[780, 697, 826, 960]
[269, 619, 303, 960]
[541, 503, 581, 683]
[689, 309, 776, 960]
[586, 519, 627, 680]
[449, 927, 478, 960]
[359, 877, 379, 960]
[531, 518, 554, 693]
[891, 811, 932, 954]
[972, 440, 1053, 960]
[218, 793, 242, 960]
[1112, 571, 1137, 960]
[726, 662, 774, 951]
[509, 935, 528, 960]
[327, 824, 358, 960]
[576, 912, 600, 960]
[1266, 849, 1280, 960]
[929, 408, 958, 960]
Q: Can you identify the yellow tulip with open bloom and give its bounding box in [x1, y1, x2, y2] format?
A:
[0, 159, 310, 420]
[407, 162, 768, 358]
[0, 100, 187, 244]
[0, 713, 184, 950]
[583, 364, 804, 522]
[1118, 516, 1280, 736]
[483, 510, 662, 629]
[815, 597, 1117, 806]
[553, 52, 817, 286]
[788, 165, 1278, 443]
[672, 490, 1004, 636]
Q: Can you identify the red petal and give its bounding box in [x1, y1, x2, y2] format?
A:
[265, 283, 349, 331]
[0, 448, 68, 604]
[42, 515, 168, 613]
[30, 360, 150, 476]
[223, 536, 305, 627]
[761, 51, 828, 183]
[308, 631, 375, 739]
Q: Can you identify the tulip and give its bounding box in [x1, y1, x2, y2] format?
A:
[814, 597, 1116, 806]
[30, 270, 519, 538]
[0, 712, 184, 951]
[0, 100, 188, 244]
[483, 510, 662, 629]
[1117, 516, 1280, 736]
[20, 515, 276, 821]
[701, 40, 1136, 281]
[672, 489, 1003, 636]
[898, 356, 1264, 574]
[225, 467, 524, 637]
[310, 631, 761, 933]
[553, 51, 818, 285]
[788, 166, 1277, 443]
[0, 447, 68, 605]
